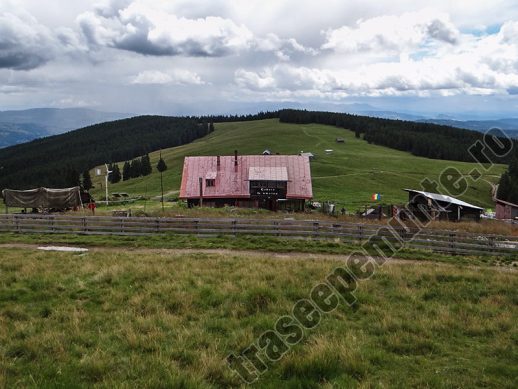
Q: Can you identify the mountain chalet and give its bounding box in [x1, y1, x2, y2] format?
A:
[179, 152, 312, 211]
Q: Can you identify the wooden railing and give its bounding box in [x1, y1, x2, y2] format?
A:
[0, 214, 516, 256]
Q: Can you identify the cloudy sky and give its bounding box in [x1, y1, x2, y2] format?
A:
[1, 0, 518, 118]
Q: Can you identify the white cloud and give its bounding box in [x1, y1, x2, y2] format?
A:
[322, 9, 459, 54]
[78, 1, 255, 56]
[77, 0, 317, 60]
[254, 33, 317, 60]
[235, 69, 276, 90]
[232, 12, 518, 99]
[132, 69, 205, 85]
[2, 1, 518, 115]
[235, 50, 518, 97]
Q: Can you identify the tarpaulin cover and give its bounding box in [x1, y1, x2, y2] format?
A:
[2, 187, 81, 208]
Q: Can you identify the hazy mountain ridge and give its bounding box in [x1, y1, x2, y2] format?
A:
[417, 118, 518, 138]
[340, 109, 518, 138]
[0, 108, 133, 148]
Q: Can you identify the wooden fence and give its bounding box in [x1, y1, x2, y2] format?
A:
[0, 214, 517, 256]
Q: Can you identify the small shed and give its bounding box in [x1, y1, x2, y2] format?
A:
[336, 138, 345, 143]
[299, 152, 315, 161]
[262, 149, 272, 155]
[404, 189, 483, 222]
[495, 198, 518, 220]
[360, 206, 386, 220]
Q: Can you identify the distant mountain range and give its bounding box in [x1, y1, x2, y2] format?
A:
[345, 110, 518, 139]
[0, 106, 516, 150]
[417, 118, 518, 138]
[0, 108, 133, 148]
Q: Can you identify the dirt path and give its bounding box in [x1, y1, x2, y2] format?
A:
[1, 243, 515, 272]
[151, 190, 179, 200]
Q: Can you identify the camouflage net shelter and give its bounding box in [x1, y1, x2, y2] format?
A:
[2, 187, 82, 209]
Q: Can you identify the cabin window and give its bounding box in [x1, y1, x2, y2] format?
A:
[206, 179, 215, 187]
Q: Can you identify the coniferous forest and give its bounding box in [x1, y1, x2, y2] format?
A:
[0, 116, 208, 191]
[497, 155, 518, 204]
[278, 109, 517, 164]
[0, 113, 275, 192]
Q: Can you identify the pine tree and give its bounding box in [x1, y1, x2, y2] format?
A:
[508, 154, 518, 178]
[141, 154, 152, 176]
[209, 121, 215, 133]
[111, 163, 121, 183]
[497, 154, 518, 203]
[82, 169, 93, 191]
[107, 163, 114, 183]
[122, 161, 131, 181]
[130, 159, 142, 178]
[65, 167, 80, 187]
[510, 182, 518, 204]
[157, 156, 167, 173]
[497, 172, 510, 201]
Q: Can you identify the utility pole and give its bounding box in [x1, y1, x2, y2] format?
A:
[156, 151, 167, 212]
[105, 164, 113, 206]
[160, 170, 164, 212]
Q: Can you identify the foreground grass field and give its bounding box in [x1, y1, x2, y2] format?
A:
[90, 119, 505, 209]
[0, 247, 516, 387]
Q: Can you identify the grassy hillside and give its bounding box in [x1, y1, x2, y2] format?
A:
[0, 247, 516, 387]
[92, 119, 505, 209]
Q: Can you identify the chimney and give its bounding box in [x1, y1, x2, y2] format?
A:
[234, 150, 238, 166]
[217, 156, 220, 170]
[199, 177, 203, 207]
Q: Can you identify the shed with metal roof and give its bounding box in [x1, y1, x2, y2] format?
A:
[403, 189, 483, 222]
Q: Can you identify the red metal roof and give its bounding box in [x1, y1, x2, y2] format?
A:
[179, 155, 313, 200]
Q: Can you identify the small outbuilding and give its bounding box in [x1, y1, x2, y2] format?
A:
[361, 206, 386, 220]
[404, 189, 483, 222]
[336, 138, 345, 143]
[495, 198, 518, 220]
[299, 152, 315, 161]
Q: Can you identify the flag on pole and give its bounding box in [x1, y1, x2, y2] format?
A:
[372, 193, 381, 201]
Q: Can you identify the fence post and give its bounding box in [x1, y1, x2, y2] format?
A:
[333, 224, 341, 240]
[82, 217, 87, 233]
[15, 215, 19, 232]
[274, 221, 280, 236]
[232, 220, 237, 237]
[397, 226, 407, 247]
[155, 218, 160, 233]
[313, 222, 319, 239]
[357, 225, 364, 243]
[449, 232, 456, 253]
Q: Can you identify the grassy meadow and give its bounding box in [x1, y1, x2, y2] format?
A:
[90, 119, 505, 210]
[0, 246, 516, 387]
